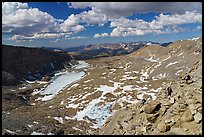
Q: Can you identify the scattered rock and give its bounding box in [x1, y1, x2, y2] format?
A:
[168, 127, 188, 135]
[145, 123, 153, 131]
[128, 124, 135, 131]
[139, 105, 145, 113]
[144, 101, 161, 114]
[195, 103, 202, 110]
[174, 102, 187, 113]
[181, 109, 194, 122]
[188, 104, 197, 115]
[140, 126, 147, 133]
[157, 121, 170, 133]
[121, 121, 129, 130]
[185, 99, 194, 105]
[159, 107, 167, 116]
[165, 87, 172, 96]
[146, 113, 159, 123]
[169, 97, 175, 104]
[197, 107, 202, 114]
[160, 99, 171, 107]
[180, 84, 184, 87]
[194, 112, 202, 123]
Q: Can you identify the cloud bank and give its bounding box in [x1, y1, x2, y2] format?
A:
[2, 2, 202, 42]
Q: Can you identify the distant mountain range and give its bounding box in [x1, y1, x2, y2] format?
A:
[42, 41, 172, 53]
[70, 41, 173, 60]
[41, 45, 86, 52]
[42, 41, 172, 60]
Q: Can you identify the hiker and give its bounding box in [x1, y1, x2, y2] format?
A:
[184, 73, 191, 84]
[141, 98, 146, 105]
[138, 98, 146, 108]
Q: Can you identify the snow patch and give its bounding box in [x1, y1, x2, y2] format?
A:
[166, 61, 179, 68]
[50, 63, 54, 69]
[65, 116, 76, 120]
[191, 37, 200, 41]
[162, 56, 171, 62]
[140, 70, 149, 83]
[175, 69, 183, 75]
[144, 56, 159, 62]
[66, 103, 79, 109]
[156, 73, 166, 79]
[178, 53, 183, 56]
[84, 79, 94, 83]
[123, 85, 134, 91]
[31, 132, 53, 135]
[53, 117, 63, 124]
[72, 127, 83, 132]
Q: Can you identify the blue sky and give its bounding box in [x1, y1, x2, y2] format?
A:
[2, 2, 202, 48]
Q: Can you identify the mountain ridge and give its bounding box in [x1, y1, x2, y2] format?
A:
[2, 45, 74, 86]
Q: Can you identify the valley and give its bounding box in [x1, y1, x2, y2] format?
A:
[2, 37, 202, 135]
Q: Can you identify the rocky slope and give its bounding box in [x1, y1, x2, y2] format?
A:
[98, 61, 202, 135]
[2, 37, 202, 135]
[2, 45, 74, 86]
[96, 37, 202, 135]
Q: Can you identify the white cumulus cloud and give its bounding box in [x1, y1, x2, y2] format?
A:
[3, 2, 86, 41]
[94, 33, 109, 38]
[68, 2, 201, 18]
[109, 11, 202, 37]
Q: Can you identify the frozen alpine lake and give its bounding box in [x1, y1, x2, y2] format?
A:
[36, 61, 88, 101]
[41, 71, 85, 96]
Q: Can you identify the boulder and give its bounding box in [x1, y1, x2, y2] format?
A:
[197, 107, 202, 114]
[160, 99, 171, 107]
[144, 101, 161, 114]
[169, 97, 175, 104]
[168, 128, 187, 135]
[194, 112, 202, 123]
[188, 104, 196, 110]
[185, 99, 194, 105]
[159, 107, 167, 116]
[181, 109, 194, 122]
[128, 124, 135, 131]
[180, 84, 184, 87]
[188, 104, 198, 115]
[146, 113, 159, 123]
[121, 121, 129, 130]
[195, 103, 202, 110]
[157, 121, 170, 133]
[145, 123, 153, 131]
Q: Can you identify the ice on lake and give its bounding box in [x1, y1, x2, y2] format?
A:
[73, 61, 89, 69]
[41, 71, 85, 95]
[37, 61, 89, 101]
